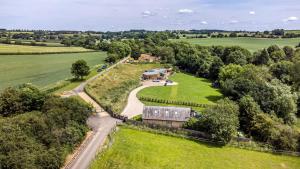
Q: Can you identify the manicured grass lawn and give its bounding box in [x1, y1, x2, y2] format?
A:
[0, 44, 93, 54]
[138, 73, 223, 105]
[90, 127, 300, 169]
[171, 37, 300, 52]
[0, 52, 106, 90]
[85, 63, 161, 114]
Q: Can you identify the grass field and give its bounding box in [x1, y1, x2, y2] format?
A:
[0, 44, 93, 54]
[90, 127, 300, 169]
[85, 63, 161, 114]
[171, 37, 300, 52]
[0, 52, 107, 90]
[138, 73, 223, 105]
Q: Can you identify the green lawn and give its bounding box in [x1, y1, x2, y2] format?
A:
[90, 127, 300, 169]
[0, 44, 93, 54]
[138, 73, 223, 105]
[0, 52, 107, 90]
[171, 37, 300, 52]
[85, 63, 161, 114]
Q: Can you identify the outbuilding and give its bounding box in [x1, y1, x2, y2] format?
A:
[142, 106, 192, 128]
[142, 69, 167, 80]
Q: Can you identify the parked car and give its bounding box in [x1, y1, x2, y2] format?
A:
[166, 80, 173, 83]
[152, 79, 160, 82]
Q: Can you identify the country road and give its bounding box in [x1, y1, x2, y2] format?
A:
[63, 57, 127, 169]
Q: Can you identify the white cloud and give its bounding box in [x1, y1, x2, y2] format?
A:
[201, 21, 208, 25]
[178, 9, 194, 14]
[229, 20, 239, 24]
[249, 11, 255, 15]
[142, 10, 156, 17]
[283, 16, 298, 22]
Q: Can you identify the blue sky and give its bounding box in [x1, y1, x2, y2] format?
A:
[0, 0, 299, 31]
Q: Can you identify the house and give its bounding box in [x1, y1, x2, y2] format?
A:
[138, 54, 159, 62]
[142, 106, 192, 128]
[142, 69, 167, 80]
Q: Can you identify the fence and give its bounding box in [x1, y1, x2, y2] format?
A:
[138, 96, 212, 108]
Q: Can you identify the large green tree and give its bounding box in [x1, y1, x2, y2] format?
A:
[71, 60, 90, 79]
[201, 98, 239, 144]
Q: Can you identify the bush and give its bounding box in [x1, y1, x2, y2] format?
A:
[199, 98, 239, 144]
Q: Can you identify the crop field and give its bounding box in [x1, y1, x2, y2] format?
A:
[91, 127, 300, 169]
[0, 44, 94, 54]
[171, 37, 300, 52]
[285, 30, 300, 34]
[85, 63, 161, 114]
[0, 52, 107, 90]
[137, 73, 223, 105]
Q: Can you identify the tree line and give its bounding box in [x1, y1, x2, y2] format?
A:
[0, 84, 92, 169]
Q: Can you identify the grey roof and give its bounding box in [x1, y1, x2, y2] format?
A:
[143, 69, 167, 76]
[142, 106, 191, 122]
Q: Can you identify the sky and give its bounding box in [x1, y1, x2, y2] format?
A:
[0, 0, 299, 31]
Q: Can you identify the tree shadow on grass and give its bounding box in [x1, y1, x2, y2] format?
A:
[206, 95, 223, 102]
[69, 78, 86, 83]
[188, 138, 224, 149]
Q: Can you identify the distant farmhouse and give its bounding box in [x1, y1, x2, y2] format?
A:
[142, 106, 192, 128]
[138, 54, 159, 63]
[142, 68, 172, 80]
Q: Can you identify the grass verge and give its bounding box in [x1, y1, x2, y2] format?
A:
[85, 63, 161, 114]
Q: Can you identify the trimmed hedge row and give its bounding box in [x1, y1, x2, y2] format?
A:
[0, 51, 96, 55]
[138, 96, 212, 108]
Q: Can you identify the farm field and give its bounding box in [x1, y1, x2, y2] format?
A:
[137, 73, 223, 105]
[0, 52, 106, 90]
[85, 63, 161, 114]
[90, 127, 300, 169]
[171, 37, 300, 52]
[0, 44, 93, 54]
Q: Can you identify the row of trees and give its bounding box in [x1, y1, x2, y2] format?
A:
[0, 85, 92, 169]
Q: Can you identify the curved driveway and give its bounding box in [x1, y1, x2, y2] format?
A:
[121, 81, 177, 119]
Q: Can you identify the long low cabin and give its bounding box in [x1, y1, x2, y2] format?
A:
[142, 106, 192, 128]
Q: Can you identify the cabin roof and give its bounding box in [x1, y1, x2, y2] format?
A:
[142, 106, 191, 122]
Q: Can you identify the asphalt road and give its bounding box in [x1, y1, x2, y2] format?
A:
[64, 58, 127, 169]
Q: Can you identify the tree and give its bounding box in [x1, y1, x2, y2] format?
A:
[283, 46, 295, 60]
[208, 56, 224, 80]
[201, 98, 239, 144]
[226, 51, 248, 65]
[71, 60, 90, 79]
[229, 32, 238, 37]
[239, 95, 262, 134]
[267, 45, 281, 55]
[270, 61, 293, 84]
[270, 50, 286, 63]
[222, 46, 252, 64]
[107, 41, 131, 59]
[218, 64, 244, 84]
[155, 46, 175, 64]
[253, 49, 270, 65]
[0, 87, 24, 116]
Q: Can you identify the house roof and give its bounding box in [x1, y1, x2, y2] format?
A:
[143, 69, 166, 76]
[142, 106, 191, 122]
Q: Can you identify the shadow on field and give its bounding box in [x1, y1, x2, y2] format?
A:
[206, 95, 223, 102]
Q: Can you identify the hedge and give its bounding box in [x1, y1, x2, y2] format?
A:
[138, 96, 212, 108]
